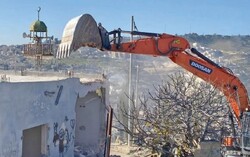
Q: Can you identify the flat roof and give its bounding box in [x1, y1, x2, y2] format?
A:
[0, 70, 104, 83]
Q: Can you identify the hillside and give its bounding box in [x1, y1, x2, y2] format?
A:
[183, 33, 250, 53]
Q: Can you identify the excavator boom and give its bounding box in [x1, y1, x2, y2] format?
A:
[107, 30, 249, 122]
[57, 14, 249, 121]
[57, 14, 250, 156]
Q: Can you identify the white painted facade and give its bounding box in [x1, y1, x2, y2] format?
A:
[0, 78, 108, 157]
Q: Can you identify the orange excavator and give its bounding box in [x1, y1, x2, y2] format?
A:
[57, 14, 250, 156]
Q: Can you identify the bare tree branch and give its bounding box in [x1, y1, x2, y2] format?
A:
[114, 72, 230, 154]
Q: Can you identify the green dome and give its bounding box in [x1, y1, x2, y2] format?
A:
[30, 20, 47, 32]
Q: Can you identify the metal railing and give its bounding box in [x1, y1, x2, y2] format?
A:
[23, 43, 53, 56]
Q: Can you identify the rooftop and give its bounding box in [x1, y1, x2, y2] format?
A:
[0, 70, 104, 83]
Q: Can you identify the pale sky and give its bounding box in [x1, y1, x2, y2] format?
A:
[0, 0, 249, 45]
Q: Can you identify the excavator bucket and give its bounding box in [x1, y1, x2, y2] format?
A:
[56, 14, 103, 58]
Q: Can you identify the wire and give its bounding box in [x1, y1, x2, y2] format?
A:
[133, 19, 142, 40]
[134, 21, 138, 31]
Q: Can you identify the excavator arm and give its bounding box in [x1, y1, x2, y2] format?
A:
[57, 13, 250, 155]
[57, 13, 249, 122]
[103, 28, 249, 122]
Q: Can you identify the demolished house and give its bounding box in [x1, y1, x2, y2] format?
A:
[0, 75, 109, 157]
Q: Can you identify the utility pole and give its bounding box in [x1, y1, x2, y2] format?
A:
[128, 16, 134, 147]
[135, 65, 139, 108]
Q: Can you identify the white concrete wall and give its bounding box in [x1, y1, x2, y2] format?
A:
[75, 90, 106, 156]
[0, 78, 107, 157]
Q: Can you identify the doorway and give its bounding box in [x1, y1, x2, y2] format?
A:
[22, 124, 48, 157]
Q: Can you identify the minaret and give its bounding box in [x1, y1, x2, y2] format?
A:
[23, 7, 54, 69]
